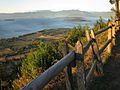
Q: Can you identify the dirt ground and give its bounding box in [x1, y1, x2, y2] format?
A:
[89, 31, 120, 90]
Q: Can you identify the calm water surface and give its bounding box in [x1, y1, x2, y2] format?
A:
[0, 17, 107, 39]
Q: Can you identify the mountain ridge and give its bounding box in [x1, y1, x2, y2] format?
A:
[0, 10, 114, 19]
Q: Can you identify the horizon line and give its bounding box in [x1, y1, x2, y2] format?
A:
[0, 9, 112, 14]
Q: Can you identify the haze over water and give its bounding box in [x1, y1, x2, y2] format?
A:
[0, 0, 112, 39]
[0, 17, 108, 39]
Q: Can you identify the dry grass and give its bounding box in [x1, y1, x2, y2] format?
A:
[0, 48, 15, 57]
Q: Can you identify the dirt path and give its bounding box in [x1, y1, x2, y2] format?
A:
[89, 31, 120, 90]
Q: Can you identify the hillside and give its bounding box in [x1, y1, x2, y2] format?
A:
[0, 10, 114, 19]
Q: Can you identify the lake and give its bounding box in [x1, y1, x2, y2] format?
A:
[0, 17, 107, 39]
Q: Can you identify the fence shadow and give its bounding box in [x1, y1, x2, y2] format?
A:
[88, 30, 120, 90]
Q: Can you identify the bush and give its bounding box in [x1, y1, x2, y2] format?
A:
[66, 25, 89, 46]
[13, 41, 64, 89]
[93, 17, 107, 32]
[13, 17, 110, 89]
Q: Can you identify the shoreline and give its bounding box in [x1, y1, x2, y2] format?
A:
[0, 28, 70, 60]
[0, 28, 70, 40]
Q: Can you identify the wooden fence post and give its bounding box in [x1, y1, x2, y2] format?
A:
[85, 30, 91, 43]
[107, 22, 112, 54]
[90, 30, 103, 75]
[75, 41, 86, 90]
[115, 18, 119, 31]
[0, 80, 2, 90]
[64, 40, 74, 90]
[90, 30, 101, 63]
[85, 30, 96, 85]
[85, 30, 95, 63]
[112, 21, 116, 46]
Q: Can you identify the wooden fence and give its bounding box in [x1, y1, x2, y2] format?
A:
[21, 19, 119, 90]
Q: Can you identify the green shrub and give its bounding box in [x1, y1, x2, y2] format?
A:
[20, 41, 64, 77]
[93, 17, 107, 32]
[66, 25, 89, 46]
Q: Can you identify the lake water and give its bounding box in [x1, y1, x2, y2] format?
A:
[0, 17, 107, 39]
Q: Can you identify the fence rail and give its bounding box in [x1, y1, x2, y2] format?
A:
[94, 25, 113, 36]
[21, 19, 120, 90]
[22, 51, 75, 90]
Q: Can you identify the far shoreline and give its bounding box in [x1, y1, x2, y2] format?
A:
[0, 27, 70, 60]
[0, 28, 70, 40]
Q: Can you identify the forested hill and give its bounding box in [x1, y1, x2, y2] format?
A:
[0, 10, 114, 19]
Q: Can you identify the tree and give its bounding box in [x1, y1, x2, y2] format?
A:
[109, 0, 115, 4]
[109, 0, 120, 18]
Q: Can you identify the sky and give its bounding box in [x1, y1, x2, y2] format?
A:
[0, 0, 113, 13]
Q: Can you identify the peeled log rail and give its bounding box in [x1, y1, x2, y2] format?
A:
[94, 26, 112, 36]
[86, 60, 97, 83]
[83, 39, 93, 55]
[21, 20, 119, 90]
[99, 39, 113, 55]
[85, 22, 117, 85]
[21, 51, 75, 90]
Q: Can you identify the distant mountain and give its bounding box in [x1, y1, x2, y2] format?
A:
[0, 10, 114, 19]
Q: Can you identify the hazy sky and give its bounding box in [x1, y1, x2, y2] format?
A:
[0, 0, 112, 13]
